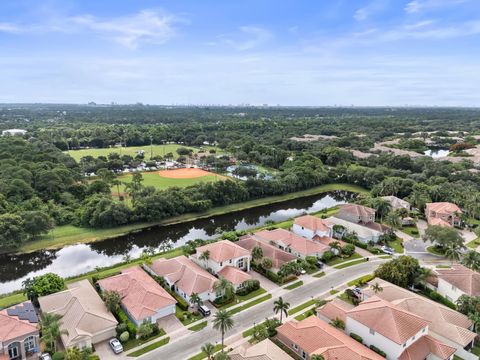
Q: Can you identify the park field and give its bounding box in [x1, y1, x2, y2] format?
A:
[112, 168, 224, 195]
[65, 144, 221, 161]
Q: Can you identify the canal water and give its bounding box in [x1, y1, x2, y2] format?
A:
[0, 190, 356, 294]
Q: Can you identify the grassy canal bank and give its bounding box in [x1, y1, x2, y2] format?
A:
[19, 183, 367, 253]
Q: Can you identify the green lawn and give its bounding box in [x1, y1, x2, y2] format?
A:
[325, 252, 362, 266]
[347, 274, 375, 287]
[18, 183, 367, 254]
[285, 281, 303, 290]
[218, 288, 267, 310]
[112, 171, 220, 196]
[466, 238, 480, 249]
[175, 306, 203, 326]
[387, 237, 404, 253]
[426, 246, 445, 256]
[188, 321, 208, 332]
[338, 292, 356, 305]
[401, 225, 420, 238]
[288, 299, 317, 315]
[65, 144, 221, 161]
[123, 329, 166, 351]
[128, 337, 170, 357]
[313, 271, 326, 278]
[334, 258, 367, 269]
[188, 345, 224, 360]
[294, 309, 316, 321]
[227, 294, 272, 316]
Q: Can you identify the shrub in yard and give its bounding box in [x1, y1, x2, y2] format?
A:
[350, 333, 363, 343]
[264, 317, 282, 337]
[52, 353, 65, 360]
[305, 256, 317, 265]
[116, 322, 128, 336]
[236, 279, 260, 296]
[369, 345, 387, 357]
[119, 331, 130, 343]
[116, 309, 137, 337]
[411, 229, 419, 235]
[321, 250, 335, 262]
[341, 244, 355, 256]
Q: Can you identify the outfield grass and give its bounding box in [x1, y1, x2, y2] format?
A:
[65, 144, 221, 161]
[111, 171, 220, 195]
[18, 183, 367, 253]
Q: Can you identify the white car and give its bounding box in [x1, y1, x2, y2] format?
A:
[40, 354, 52, 360]
[109, 338, 123, 354]
[381, 246, 394, 255]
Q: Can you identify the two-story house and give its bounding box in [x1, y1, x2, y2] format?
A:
[431, 264, 480, 303]
[425, 202, 462, 227]
[191, 240, 252, 291]
[292, 215, 333, 239]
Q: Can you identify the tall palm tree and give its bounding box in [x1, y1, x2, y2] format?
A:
[190, 292, 203, 310]
[200, 250, 210, 268]
[384, 212, 401, 229]
[212, 310, 234, 353]
[330, 317, 345, 330]
[372, 198, 392, 221]
[445, 244, 462, 265]
[370, 282, 383, 294]
[40, 313, 67, 353]
[111, 179, 123, 199]
[273, 297, 290, 323]
[462, 250, 480, 271]
[412, 267, 432, 289]
[468, 312, 480, 334]
[201, 342, 216, 360]
[213, 277, 234, 301]
[311, 355, 325, 360]
[251, 246, 263, 264]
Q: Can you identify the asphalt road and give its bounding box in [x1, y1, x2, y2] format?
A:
[139, 259, 387, 360]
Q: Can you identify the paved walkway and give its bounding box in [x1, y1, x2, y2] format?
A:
[137, 258, 388, 360]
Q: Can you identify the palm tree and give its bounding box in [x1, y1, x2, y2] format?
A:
[200, 250, 210, 268]
[102, 290, 122, 312]
[468, 312, 480, 333]
[112, 179, 123, 199]
[190, 292, 203, 310]
[329, 241, 341, 254]
[384, 212, 401, 229]
[212, 310, 234, 353]
[261, 257, 273, 270]
[40, 313, 67, 353]
[445, 244, 462, 265]
[251, 246, 263, 264]
[372, 198, 392, 221]
[462, 250, 480, 271]
[330, 317, 345, 330]
[214, 277, 234, 301]
[370, 282, 383, 294]
[412, 267, 432, 289]
[311, 355, 325, 360]
[273, 297, 290, 323]
[201, 342, 216, 360]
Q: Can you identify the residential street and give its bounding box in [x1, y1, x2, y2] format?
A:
[139, 259, 386, 360]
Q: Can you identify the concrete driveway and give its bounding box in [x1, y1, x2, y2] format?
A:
[95, 340, 126, 360]
[247, 270, 278, 291]
[157, 314, 184, 334]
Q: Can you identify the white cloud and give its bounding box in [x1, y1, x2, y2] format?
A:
[71, 10, 178, 49]
[354, 0, 389, 21]
[0, 23, 22, 33]
[220, 26, 272, 51]
[405, 0, 467, 14]
[354, 8, 369, 21]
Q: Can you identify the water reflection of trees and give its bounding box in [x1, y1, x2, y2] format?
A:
[0, 251, 57, 282]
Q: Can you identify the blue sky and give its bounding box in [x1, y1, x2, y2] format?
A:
[0, 0, 479, 106]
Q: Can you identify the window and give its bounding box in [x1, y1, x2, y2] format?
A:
[8, 343, 19, 359]
[369, 328, 375, 335]
[220, 262, 223, 266]
[422, 328, 425, 333]
[411, 336, 415, 341]
[301, 350, 307, 359]
[238, 258, 244, 268]
[292, 344, 298, 350]
[403, 343, 406, 348]
[24, 336, 36, 352]
[229, 259, 232, 263]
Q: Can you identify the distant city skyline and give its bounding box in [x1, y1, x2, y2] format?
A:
[0, 0, 479, 106]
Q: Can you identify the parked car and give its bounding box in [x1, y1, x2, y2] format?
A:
[316, 259, 324, 268]
[198, 304, 211, 316]
[109, 338, 123, 354]
[381, 246, 394, 255]
[40, 354, 52, 360]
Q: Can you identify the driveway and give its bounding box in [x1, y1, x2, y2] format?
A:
[138, 259, 387, 360]
[157, 314, 184, 334]
[247, 270, 278, 291]
[95, 340, 126, 360]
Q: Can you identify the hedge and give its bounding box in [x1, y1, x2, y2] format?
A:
[350, 333, 363, 343]
[420, 287, 456, 310]
[116, 308, 137, 337]
[369, 345, 387, 357]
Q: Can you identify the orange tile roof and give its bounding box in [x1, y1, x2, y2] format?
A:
[363, 280, 476, 347]
[255, 228, 328, 256]
[398, 335, 456, 360]
[426, 202, 462, 215]
[147, 256, 218, 296]
[236, 235, 297, 269]
[0, 303, 39, 343]
[294, 215, 331, 232]
[218, 266, 252, 285]
[277, 316, 383, 360]
[98, 266, 176, 322]
[196, 240, 250, 263]
[316, 299, 354, 323]
[427, 217, 452, 227]
[434, 264, 480, 296]
[347, 296, 429, 345]
[339, 204, 375, 217]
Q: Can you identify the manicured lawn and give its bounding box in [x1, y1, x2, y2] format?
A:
[326, 252, 362, 266]
[128, 337, 170, 357]
[65, 144, 220, 161]
[227, 294, 272, 316]
[466, 238, 480, 249]
[242, 320, 270, 338]
[188, 345, 224, 360]
[123, 329, 166, 351]
[313, 271, 326, 278]
[188, 321, 208, 332]
[436, 265, 451, 268]
[288, 299, 317, 315]
[334, 258, 367, 269]
[0, 292, 27, 309]
[387, 237, 404, 253]
[471, 344, 480, 356]
[329, 289, 339, 295]
[176, 306, 203, 326]
[426, 246, 445, 256]
[285, 281, 303, 290]
[218, 288, 267, 309]
[294, 309, 316, 321]
[111, 171, 220, 196]
[401, 225, 420, 238]
[338, 292, 355, 305]
[19, 183, 367, 254]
